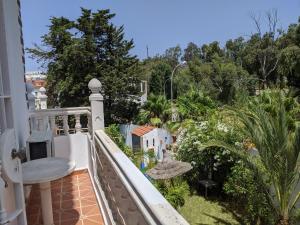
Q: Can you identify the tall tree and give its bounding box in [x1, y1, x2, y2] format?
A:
[248, 10, 281, 89]
[183, 42, 201, 62]
[28, 8, 141, 124]
[149, 62, 172, 97]
[163, 45, 182, 67]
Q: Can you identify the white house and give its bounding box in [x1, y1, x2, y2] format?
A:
[131, 125, 173, 161]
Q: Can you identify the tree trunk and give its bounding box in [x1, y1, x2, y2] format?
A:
[276, 218, 289, 225]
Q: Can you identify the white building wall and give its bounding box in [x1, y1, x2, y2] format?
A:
[0, 1, 29, 224]
[141, 128, 173, 160]
[1, 0, 29, 147]
[119, 124, 138, 148]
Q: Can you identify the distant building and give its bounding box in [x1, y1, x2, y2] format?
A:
[25, 71, 47, 91]
[120, 124, 173, 161]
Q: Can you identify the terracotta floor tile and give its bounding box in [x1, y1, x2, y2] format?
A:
[62, 191, 80, 201]
[79, 189, 95, 198]
[60, 208, 81, 221]
[81, 205, 101, 217]
[80, 198, 97, 207]
[81, 219, 102, 225]
[27, 170, 102, 225]
[61, 219, 83, 225]
[62, 185, 79, 192]
[61, 199, 81, 209]
[84, 215, 103, 223]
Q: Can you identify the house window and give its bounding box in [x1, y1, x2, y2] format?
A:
[146, 140, 149, 147]
[153, 138, 155, 146]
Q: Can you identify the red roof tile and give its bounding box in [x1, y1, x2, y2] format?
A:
[132, 126, 155, 137]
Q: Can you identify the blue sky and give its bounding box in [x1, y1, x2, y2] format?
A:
[22, 0, 300, 71]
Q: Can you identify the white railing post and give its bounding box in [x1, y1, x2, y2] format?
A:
[49, 115, 57, 136]
[63, 115, 69, 135]
[88, 78, 104, 134]
[75, 114, 82, 133]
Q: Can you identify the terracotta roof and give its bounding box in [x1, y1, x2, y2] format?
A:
[132, 125, 155, 137]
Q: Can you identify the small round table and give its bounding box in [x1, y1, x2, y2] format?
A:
[22, 157, 76, 225]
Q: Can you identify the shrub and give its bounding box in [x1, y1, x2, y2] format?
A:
[223, 162, 274, 225]
[105, 124, 134, 159]
[154, 179, 189, 209]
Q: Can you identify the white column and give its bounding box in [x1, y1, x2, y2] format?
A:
[88, 78, 104, 132]
[39, 181, 54, 225]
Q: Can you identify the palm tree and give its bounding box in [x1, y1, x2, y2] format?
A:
[203, 93, 300, 225]
[137, 94, 171, 124]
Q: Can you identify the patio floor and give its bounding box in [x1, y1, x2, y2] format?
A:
[26, 169, 104, 225]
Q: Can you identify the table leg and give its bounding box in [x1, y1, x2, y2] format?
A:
[39, 182, 54, 225]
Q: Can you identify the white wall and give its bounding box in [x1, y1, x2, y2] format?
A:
[53, 133, 89, 170]
[142, 128, 173, 160]
[1, 0, 29, 148]
[119, 124, 138, 148]
[0, 1, 29, 224]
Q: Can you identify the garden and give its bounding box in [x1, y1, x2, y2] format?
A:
[29, 7, 300, 225]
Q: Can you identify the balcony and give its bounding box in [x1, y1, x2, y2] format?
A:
[22, 79, 189, 225]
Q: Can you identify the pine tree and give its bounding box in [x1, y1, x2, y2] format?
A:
[28, 8, 141, 124]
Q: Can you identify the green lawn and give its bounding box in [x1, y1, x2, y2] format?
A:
[178, 195, 242, 225]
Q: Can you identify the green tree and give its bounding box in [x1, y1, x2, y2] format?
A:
[176, 89, 216, 121]
[28, 8, 141, 125]
[203, 93, 300, 225]
[136, 94, 170, 124]
[149, 62, 172, 97]
[183, 42, 201, 62]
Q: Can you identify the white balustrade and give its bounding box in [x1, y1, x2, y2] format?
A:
[29, 107, 92, 136]
[90, 130, 189, 225]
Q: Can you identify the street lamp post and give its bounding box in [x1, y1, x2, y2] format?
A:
[163, 78, 170, 97]
[170, 61, 186, 122]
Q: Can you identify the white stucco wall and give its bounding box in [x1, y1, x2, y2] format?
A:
[1, 0, 29, 148]
[119, 124, 138, 148]
[53, 133, 89, 170]
[0, 1, 29, 224]
[141, 128, 173, 160]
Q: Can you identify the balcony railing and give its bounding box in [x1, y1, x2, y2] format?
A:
[25, 78, 189, 225]
[29, 107, 92, 135]
[90, 130, 189, 225]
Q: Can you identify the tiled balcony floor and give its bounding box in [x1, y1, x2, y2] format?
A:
[26, 170, 104, 225]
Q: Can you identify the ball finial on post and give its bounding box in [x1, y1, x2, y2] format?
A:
[88, 78, 104, 132]
[88, 78, 102, 94]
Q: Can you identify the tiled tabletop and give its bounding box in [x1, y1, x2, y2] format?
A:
[26, 170, 104, 225]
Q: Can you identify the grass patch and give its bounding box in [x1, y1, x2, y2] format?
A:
[178, 195, 242, 225]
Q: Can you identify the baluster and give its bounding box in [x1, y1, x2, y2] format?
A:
[49, 115, 57, 136]
[75, 114, 82, 133]
[63, 115, 69, 135]
[87, 115, 92, 134]
[37, 116, 44, 131]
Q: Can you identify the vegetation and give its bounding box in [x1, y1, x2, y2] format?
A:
[28, 8, 141, 125]
[29, 7, 300, 224]
[203, 94, 300, 224]
[154, 179, 189, 209]
[178, 195, 241, 225]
